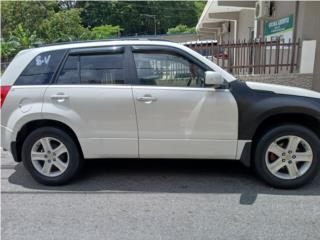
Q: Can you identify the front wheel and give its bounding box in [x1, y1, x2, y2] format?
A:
[22, 127, 83, 185]
[254, 124, 320, 189]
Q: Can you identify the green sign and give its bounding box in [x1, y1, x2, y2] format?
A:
[264, 15, 294, 41]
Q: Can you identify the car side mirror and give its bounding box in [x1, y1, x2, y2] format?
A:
[204, 71, 224, 87]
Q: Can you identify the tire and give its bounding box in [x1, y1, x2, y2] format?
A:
[22, 127, 83, 185]
[254, 124, 320, 189]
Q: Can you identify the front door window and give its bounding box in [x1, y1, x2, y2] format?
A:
[133, 52, 205, 87]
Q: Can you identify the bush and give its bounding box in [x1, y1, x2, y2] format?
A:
[1, 24, 42, 62]
[1, 39, 20, 62]
[167, 24, 196, 34]
[90, 25, 123, 39]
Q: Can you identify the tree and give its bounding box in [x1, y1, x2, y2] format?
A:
[10, 24, 42, 49]
[38, 9, 88, 42]
[80, 1, 202, 36]
[1, 1, 58, 39]
[195, 1, 206, 18]
[167, 25, 196, 34]
[58, 0, 78, 10]
[80, 1, 114, 28]
[0, 0, 207, 60]
[90, 25, 123, 39]
[1, 24, 42, 62]
[0, 39, 20, 62]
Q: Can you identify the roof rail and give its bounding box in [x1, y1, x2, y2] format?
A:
[34, 38, 174, 48]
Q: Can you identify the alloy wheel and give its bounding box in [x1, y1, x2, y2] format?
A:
[31, 137, 69, 177]
[265, 135, 313, 180]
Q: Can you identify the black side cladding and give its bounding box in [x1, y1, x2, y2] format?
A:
[229, 80, 320, 140]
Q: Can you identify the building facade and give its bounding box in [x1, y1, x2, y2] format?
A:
[196, 0, 320, 92]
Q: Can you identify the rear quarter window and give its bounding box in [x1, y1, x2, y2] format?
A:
[14, 50, 66, 85]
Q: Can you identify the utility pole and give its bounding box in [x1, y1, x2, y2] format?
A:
[141, 14, 157, 36]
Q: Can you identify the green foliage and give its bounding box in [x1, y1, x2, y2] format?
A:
[1, 1, 57, 61]
[194, 1, 206, 18]
[0, 39, 20, 62]
[1, 1, 58, 39]
[80, 1, 201, 36]
[39, 9, 87, 42]
[167, 25, 196, 34]
[10, 24, 42, 49]
[90, 25, 123, 39]
[1, 1, 206, 61]
[1, 24, 42, 62]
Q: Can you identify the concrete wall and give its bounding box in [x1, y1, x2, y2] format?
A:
[272, 1, 296, 21]
[150, 33, 222, 43]
[300, 40, 317, 74]
[238, 9, 255, 40]
[237, 73, 313, 90]
[222, 21, 236, 42]
[295, 2, 320, 91]
[212, 9, 255, 42]
[218, 1, 255, 8]
[147, 33, 200, 43]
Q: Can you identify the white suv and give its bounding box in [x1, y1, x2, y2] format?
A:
[1, 40, 320, 188]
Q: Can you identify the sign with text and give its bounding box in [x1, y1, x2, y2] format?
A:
[264, 15, 293, 42]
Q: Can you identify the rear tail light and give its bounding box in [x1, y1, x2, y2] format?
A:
[0, 86, 11, 108]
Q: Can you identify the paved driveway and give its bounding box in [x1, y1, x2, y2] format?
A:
[2, 150, 320, 240]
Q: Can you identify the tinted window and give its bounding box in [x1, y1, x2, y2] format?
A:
[57, 56, 79, 84]
[133, 53, 205, 87]
[57, 53, 125, 85]
[15, 50, 66, 85]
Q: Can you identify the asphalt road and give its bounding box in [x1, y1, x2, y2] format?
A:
[2, 150, 320, 240]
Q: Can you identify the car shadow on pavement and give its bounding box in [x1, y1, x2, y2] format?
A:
[7, 159, 320, 205]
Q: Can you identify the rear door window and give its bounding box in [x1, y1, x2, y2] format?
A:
[57, 53, 125, 85]
[15, 50, 66, 85]
[56, 55, 79, 84]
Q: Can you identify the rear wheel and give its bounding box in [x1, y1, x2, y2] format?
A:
[254, 124, 320, 189]
[22, 127, 83, 185]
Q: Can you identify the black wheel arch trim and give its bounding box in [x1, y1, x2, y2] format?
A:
[230, 80, 320, 140]
[10, 142, 20, 162]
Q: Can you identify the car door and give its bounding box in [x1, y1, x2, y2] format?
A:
[131, 46, 238, 159]
[42, 46, 138, 158]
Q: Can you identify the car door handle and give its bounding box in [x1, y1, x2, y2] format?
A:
[136, 96, 157, 103]
[51, 93, 69, 102]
